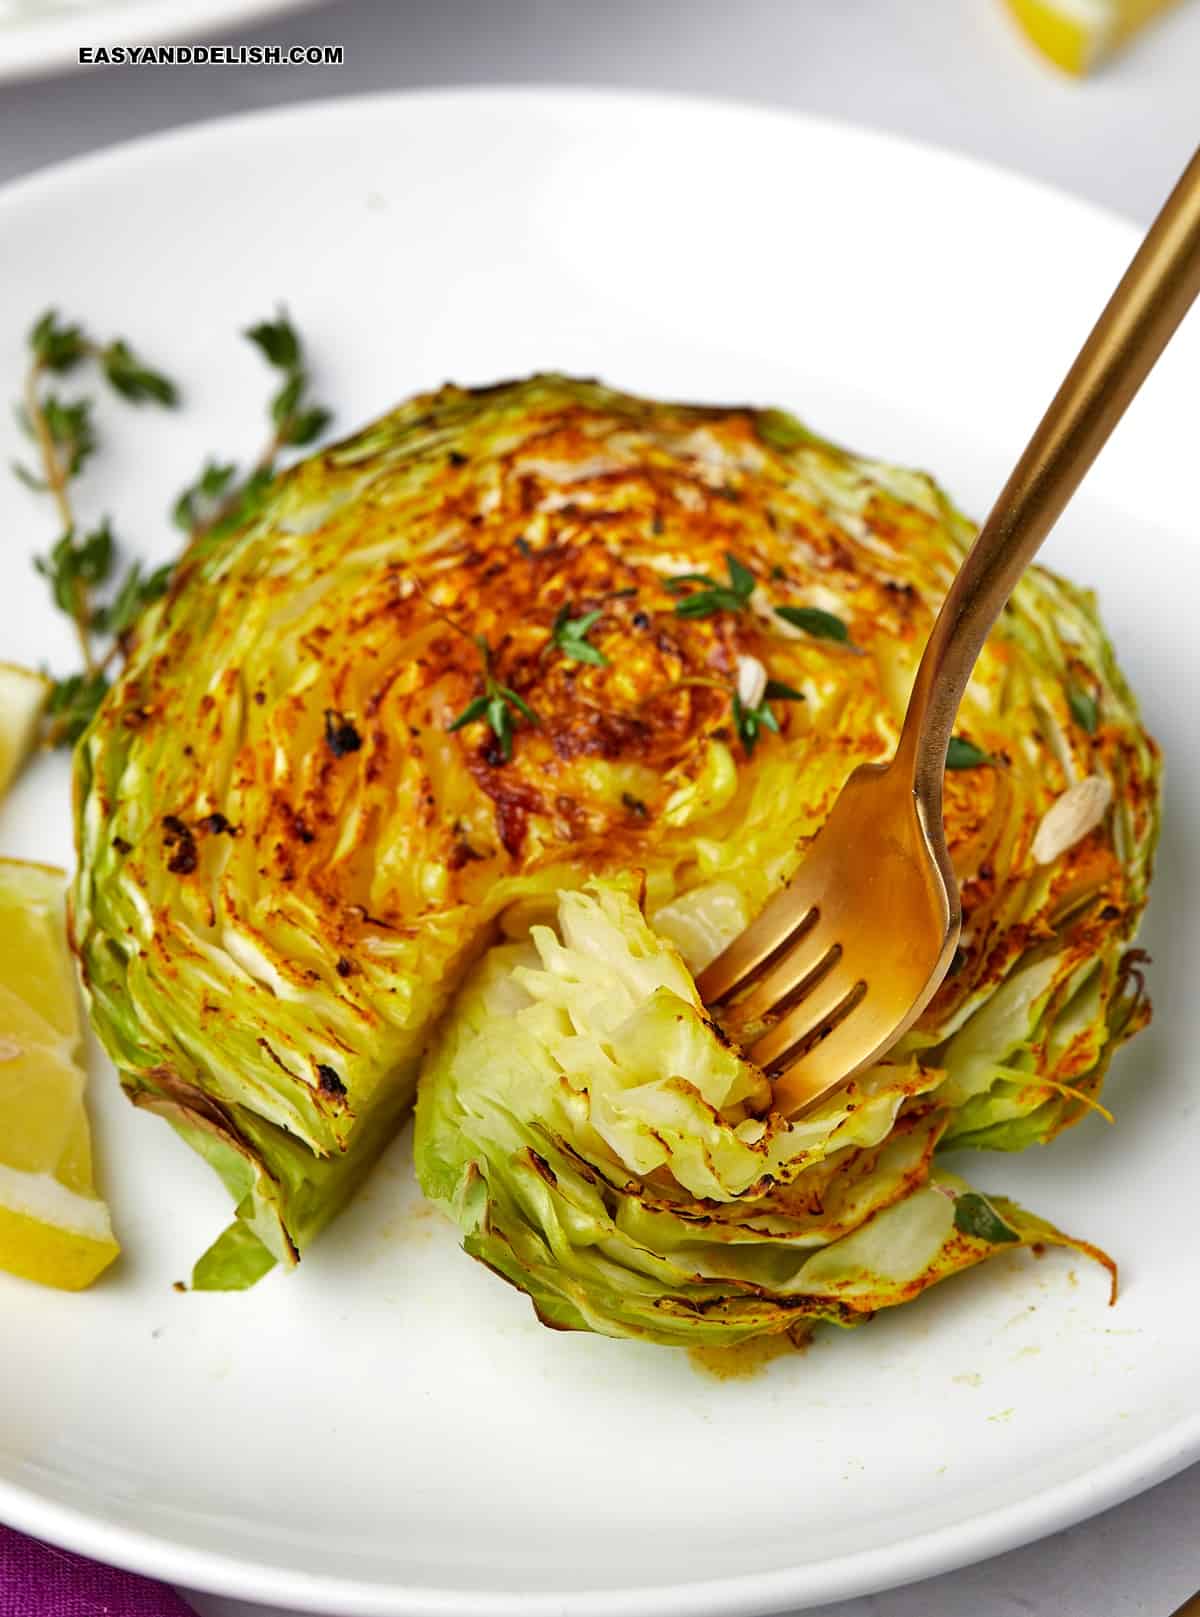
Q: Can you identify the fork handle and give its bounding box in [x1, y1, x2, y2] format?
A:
[898, 144, 1200, 810]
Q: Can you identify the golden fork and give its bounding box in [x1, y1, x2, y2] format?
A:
[698, 144, 1200, 1118]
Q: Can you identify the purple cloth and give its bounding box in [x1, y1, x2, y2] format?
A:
[0, 1524, 196, 1616]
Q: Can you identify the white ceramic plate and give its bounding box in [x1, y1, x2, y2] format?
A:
[0, 0, 319, 81]
[0, 89, 1196, 1617]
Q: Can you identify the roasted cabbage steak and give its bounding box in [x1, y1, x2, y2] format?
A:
[70, 376, 1158, 1322]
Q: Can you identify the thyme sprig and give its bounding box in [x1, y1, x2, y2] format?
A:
[733, 679, 805, 756]
[638, 667, 804, 758]
[14, 310, 179, 740]
[174, 307, 332, 545]
[14, 305, 331, 748]
[418, 584, 540, 763]
[446, 648, 538, 762]
[446, 635, 539, 762]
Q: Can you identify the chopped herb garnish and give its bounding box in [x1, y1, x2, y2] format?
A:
[765, 679, 806, 703]
[550, 604, 608, 666]
[726, 552, 756, 597]
[953, 1192, 1020, 1245]
[446, 633, 540, 763]
[945, 736, 992, 770]
[1068, 685, 1099, 734]
[415, 578, 542, 765]
[668, 552, 757, 619]
[774, 604, 852, 644]
[731, 679, 805, 757]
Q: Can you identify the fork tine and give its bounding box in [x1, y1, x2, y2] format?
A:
[749, 963, 866, 1078]
[696, 882, 820, 1006]
[729, 924, 839, 1029]
[764, 1003, 881, 1118]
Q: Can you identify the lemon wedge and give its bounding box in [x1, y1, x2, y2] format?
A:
[0, 662, 50, 801]
[1003, 0, 1181, 73]
[0, 858, 119, 1290]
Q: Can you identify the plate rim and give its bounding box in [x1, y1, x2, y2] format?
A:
[0, 0, 322, 82]
[0, 78, 1148, 231]
[0, 83, 1193, 1617]
[2, 1420, 1195, 1617]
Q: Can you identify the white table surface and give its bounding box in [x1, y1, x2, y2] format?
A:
[2, 2, 1198, 1615]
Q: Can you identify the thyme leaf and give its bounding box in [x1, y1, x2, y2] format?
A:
[774, 604, 852, 644]
[550, 604, 608, 666]
[945, 736, 992, 770]
[669, 553, 756, 620]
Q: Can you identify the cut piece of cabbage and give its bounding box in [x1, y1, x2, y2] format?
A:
[416, 878, 1112, 1346]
